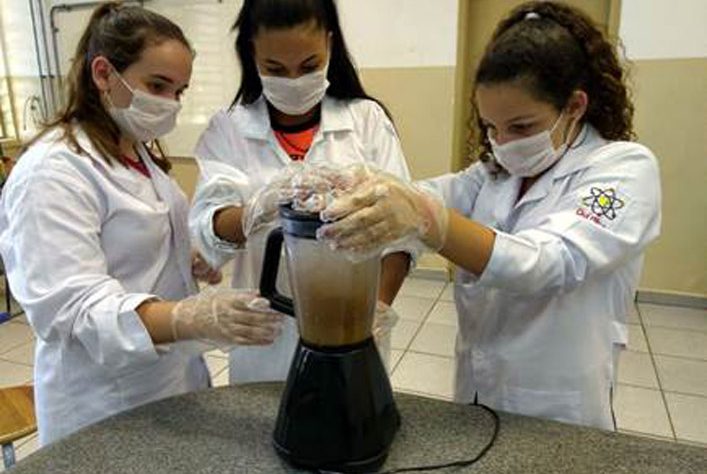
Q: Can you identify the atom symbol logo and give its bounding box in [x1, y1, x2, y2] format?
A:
[582, 187, 625, 220]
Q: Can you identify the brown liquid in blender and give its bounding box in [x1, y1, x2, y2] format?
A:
[294, 275, 376, 347]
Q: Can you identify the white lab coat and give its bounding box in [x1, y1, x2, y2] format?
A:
[423, 125, 661, 429]
[190, 96, 411, 383]
[0, 127, 209, 445]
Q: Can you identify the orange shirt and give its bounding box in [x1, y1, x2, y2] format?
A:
[271, 108, 321, 161]
[274, 126, 319, 161]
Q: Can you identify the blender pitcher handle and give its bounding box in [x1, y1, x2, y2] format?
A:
[259, 227, 295, 317]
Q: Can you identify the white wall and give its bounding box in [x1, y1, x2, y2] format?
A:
[1, 0, 40, 76]
[338, 0, 457, 68]
[4, 0, 459, 154]
[45, 0, 241, 154]
[619, 0, 707, 60]
[0, 0, 44, 137]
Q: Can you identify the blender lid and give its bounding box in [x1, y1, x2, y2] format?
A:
[278, 204, 324, 239]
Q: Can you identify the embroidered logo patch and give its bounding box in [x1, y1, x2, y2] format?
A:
[576, 187, 625, 226]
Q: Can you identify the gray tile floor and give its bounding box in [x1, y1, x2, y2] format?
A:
[1, 277, 706, 467]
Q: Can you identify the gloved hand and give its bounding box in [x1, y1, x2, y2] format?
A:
[372, 301, 400, 373]
[284, 163, 374, 213]
[318, 174, 449, 253]
[241, 181, 285, 239]
[171, 288, 283, 346]
[191, 251, 222, 285]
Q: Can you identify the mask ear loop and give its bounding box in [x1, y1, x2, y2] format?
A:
[105, 60, 136, 107]
[553, 111, 579, 163]
[561, 109, 582, 149]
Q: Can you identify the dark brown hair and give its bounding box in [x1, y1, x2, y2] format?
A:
[469, 1, 635, 163]
[23, 1, 191, 172]
[231, 0, 391, 119]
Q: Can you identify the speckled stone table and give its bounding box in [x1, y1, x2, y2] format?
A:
[10, 383, 707, 473]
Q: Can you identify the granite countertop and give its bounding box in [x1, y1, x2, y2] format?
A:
[11, 383, 707, 473]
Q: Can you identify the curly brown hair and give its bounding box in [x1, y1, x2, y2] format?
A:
[469, 1, 635, 164]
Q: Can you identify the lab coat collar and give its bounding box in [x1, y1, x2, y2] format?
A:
[320, 96, 355, 133]
[237, 95, 354, 140]
[72, 124, 155, 195]
[514, 124, 605, 209]
[549, 124, 606, 180]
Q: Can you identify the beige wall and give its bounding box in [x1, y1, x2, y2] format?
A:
[630, 58, 707, 296]
[360, 67, 456, 180]
[8, 1, 705, 295]
[171, 157, 199, 200]
[173, 66, 459, 195]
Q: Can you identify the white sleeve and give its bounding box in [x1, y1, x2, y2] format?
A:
[478, 143, 661, 295]
[189, 112, 253, 269]
[365, 102, 411, 181]
[2, 161, 158, 372]
[361, 101, 420, 261]
[420, 162, 488, 216]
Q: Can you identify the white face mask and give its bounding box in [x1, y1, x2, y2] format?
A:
[489, 113, 575, 177]
[259, 62, 330, 116]
[106, 69, 182, 142]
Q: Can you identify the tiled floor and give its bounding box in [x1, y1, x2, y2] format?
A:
[1, 278, 706, 467]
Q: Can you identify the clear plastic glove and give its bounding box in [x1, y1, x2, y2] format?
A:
[285, 163, 373, 213]
[171, 288, 283, 346]
[191, 251, 222, 285]
[241, 163, 374, 238]
[372, 301, 400, 373]
[241, 181, 287, 239]
[317, 174, 449, 253]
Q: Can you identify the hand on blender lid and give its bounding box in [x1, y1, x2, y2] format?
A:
[241, 163, 373, 239]
[317, 172, 449, 254]
[281, 162, 374, 213]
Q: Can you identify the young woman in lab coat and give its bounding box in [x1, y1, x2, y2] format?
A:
[319, 1, 661, 429]
[0, 3, 282, 445]
[189, 0, 411, 383]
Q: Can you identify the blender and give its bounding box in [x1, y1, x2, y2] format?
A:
[260, 204, 400, 473]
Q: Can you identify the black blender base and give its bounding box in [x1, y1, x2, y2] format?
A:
[273, 438, 391, 473]
[273, 338, 400, 473]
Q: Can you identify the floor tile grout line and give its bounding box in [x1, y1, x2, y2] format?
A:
[406, 288, 456, 357]
[394, 320, 426, 355]
[0, 342, 35, 357]
[642, 324, 707, 335]
[616, 381, 660, 391]
[391, 284, 451, 375]
[660, 389, 707, 400]
[672, 438, 707, 449]
[403, 349, 454, 360]
[637, 303, 678, 441]
[634, 301, 643, 326]
[650, 352, 707, 363]
[616, 382, 662, 392]
[0, 356, 34, 368]
[398, 288, 444, 353]
[636, 302, 707, 313]
[388, 351, 405, 376]
[211, 367, 228, 379]
[0, 339, 35, 356]
[423, 281, 453, 326]
[13, 433, 38, 450]
[617, 428, 677, 443]
[617, 379, 707, 399]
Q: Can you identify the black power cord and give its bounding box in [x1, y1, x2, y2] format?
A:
[315, 401, 501, 474]
[376, 401, 500, 473]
